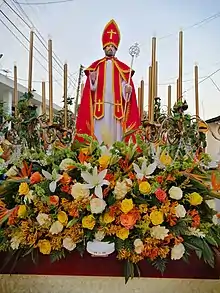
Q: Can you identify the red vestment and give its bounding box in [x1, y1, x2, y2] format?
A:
[75, 56, 141, 142]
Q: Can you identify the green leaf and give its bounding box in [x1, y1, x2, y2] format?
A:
[124, 260, 134, 284]
[106, 192, 116, 206]
[135, 263, 141, 278]
[50, 250, 66, 263]
[184, 236, 215, 268]
[195, 249, 202, 259]
[151, 258, 167, 275]
[205, 235, 218, 247]
[66, 218, 78, 228]
[169, 220, 188, 236]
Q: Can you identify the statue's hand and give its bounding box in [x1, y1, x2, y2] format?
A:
[90, 71, 97, 84]
[125, 84, 132, 94]
[124, 84, 132, 101]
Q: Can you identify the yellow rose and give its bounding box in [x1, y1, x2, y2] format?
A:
[116, 228, 129, 240]
[18, 182, 30, 195]
[102, 212, 115, 224]
[150, 210, 164, 225]
[38, 239, 51, 255]
[82, 215, 96, 230]
[18, 205, 27, 218]
[188, 192, 203, 206]
[58, 211, 68, 225]
[120, 198, 134, 214]
[160, 151, 172, 166]
[139, 181, 151, 195]
[98, 155, 111, 169]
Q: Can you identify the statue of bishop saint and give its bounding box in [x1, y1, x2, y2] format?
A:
[76, 19, 140, 143]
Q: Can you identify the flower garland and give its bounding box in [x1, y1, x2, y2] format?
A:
[0, 137, 220, 281]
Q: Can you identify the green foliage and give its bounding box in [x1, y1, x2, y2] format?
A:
[169, 219, 188, 237]
[124, 260, 135, 283]
[50, 250, 66, 263]
[184, 236, 215, 268]
[151, 258, 168, 275]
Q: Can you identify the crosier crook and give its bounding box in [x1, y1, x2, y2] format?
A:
[122, 43, 140, 131]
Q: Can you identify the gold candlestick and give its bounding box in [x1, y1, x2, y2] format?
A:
[48, 38, 53, 123]
[177, 78, 180, 101]
[151, 37, 156, 122]
[64, 63, 68, 128]
[41, 81, 46, 114]
[13, 64, 18, 117]
[140, 79, 144, 120]
[148, 66, 152, 121]
[168, 85, 171, 115]
[28, 30, 34, 92]
[178, 31, 183, 101]
[194, 64, 199, 118]
[138, 86, 141, 116]
[155, 61, 158, 98]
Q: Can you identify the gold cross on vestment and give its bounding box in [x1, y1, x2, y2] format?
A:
[107, 29, 116, 39]
[96, 99, 103, 111]
[115, 101, 122, 113]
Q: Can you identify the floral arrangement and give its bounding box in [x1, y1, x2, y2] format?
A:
[0, 133, 220, 282]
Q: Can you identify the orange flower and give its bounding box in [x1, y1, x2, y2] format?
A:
[128, 172, 135, 180]
[188, 209, 200, 228]
[60, 173, 72, 185]
[49, 195, 59, 206]
[211, 172, 220, 192]
[120, 212, 138, 229]
[174, 236, 184, 245]
[30, 171, 42, 184]
[61, 185, 71, 193]
[109, 204, 120, 217]
[78, 149, 90, 163]
[8, 206, 19, 225]
[166, 174, 176, 181]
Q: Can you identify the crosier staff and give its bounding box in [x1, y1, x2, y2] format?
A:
[122, 43, 140, 130]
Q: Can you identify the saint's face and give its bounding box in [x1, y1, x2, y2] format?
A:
[104, 45, 117, 57]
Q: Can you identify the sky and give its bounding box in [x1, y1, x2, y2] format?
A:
[1, 0, 220, 120]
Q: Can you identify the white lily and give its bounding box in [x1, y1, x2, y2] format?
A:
[133, 158, 157, 180]
[100, 145, 112, 156]
[42, 169, 63, 193]
[81, 166, 110, 199]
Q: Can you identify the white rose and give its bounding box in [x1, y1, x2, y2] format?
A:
[175, 204, 186, 218]
[171, 243, 185, 260]
[10, 235, 21, 250]
[206, 199, 216, 210]
[150, 225, 169, 240]
[36, 213, 51, 226]
[49, 221, 63, 235]
[169, 186, 183, 200]
[114, 179, 132, 200]
[71, 183, 90, 200]
[95, 230, 105, 241]
[59, 158, 75, 171]
[63, 237, 76, 251]
[90, 198, 106, 214]
[134, 239, 144, 254]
